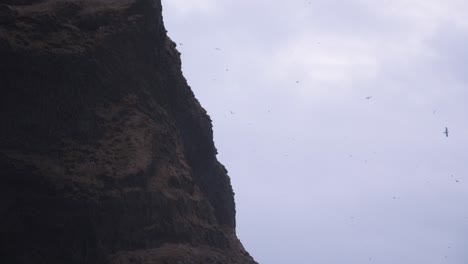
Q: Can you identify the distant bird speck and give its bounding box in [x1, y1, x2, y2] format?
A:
[230, 111, 235, 114]
[179, 43, 183, 46]
[214, 47, 222, 50]
[365, 96, 372, 100]
[450, 175, 460, 183]
[444, 127, 449, 137]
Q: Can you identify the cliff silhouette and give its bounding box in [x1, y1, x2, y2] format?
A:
[0, 0, 257, 263]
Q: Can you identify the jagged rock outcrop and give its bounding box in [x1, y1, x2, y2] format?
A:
[0, 0, 257, 263]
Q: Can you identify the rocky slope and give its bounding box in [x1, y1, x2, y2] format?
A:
[0, 0, 257, 263]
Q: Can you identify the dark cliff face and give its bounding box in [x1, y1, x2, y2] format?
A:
[0, 0, 257, 263]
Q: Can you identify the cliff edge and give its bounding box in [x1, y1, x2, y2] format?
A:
[0, 0, 257, 263]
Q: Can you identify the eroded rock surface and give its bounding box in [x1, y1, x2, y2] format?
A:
[0, 0, 256, 263]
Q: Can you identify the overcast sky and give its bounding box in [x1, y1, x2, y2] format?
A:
[161, 1, 468, 263]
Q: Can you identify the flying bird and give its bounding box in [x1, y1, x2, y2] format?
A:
[230, 110, 235, 114]
[444, 127, 449, 137]
[365, 96, 372, 100]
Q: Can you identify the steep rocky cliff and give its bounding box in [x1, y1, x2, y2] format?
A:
[0, 0, 257, 263]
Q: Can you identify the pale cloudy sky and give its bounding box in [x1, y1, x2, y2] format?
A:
[161, 1, 468, 263]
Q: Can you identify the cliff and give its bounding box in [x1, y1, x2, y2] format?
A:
[0, 0, 257, 263]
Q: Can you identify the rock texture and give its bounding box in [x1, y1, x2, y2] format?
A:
[0, 0, 257, 263]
